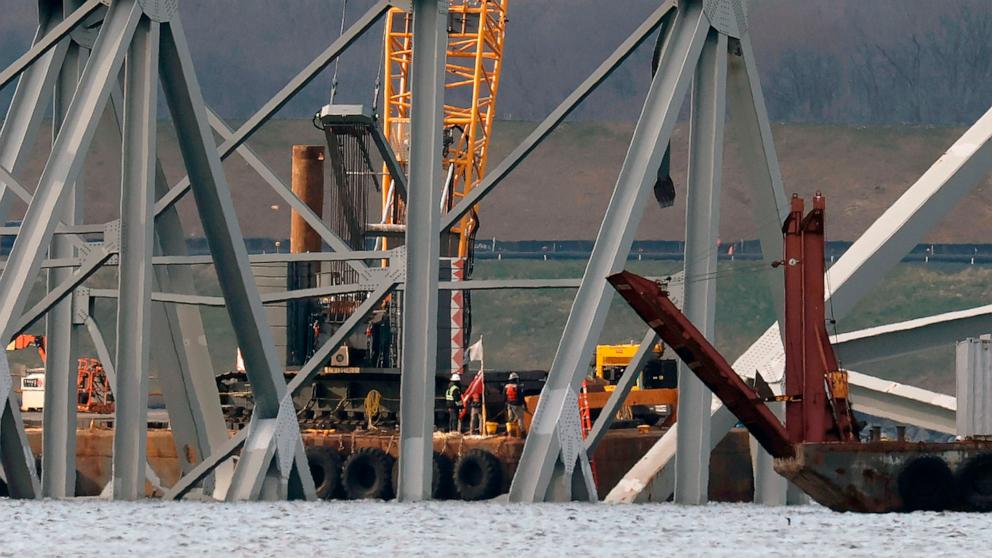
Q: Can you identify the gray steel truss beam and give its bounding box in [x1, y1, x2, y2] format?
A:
[509, 1, 709, 503]
[368, 123, 409, 201]
[158, 15, 312, 500]
[205, 109, 369, 278]
[725, 34, 788, 322]
[397, 0, 447, 503]
[152, 0, 392, 217]
[440, 0, 676, 232]
[0, 0, 101, 90]
[81, 309, 165, 496]
[675, 28, 727, 505]
[825, 104, 992, 319]
[13, 245, 113, 337]
[833, 305, 992, 367]
[0, 0, 139, 341]
[0, 0, 142, 499]
[107, 77, 235, 496]
[0, 2, 70, 220]
[111, 15, 159, 500]
[165, 280, 396, 500]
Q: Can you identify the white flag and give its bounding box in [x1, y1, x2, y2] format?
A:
[467, 338, 484, 364]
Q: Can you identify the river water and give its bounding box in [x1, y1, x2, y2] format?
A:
[0, 499, 984, 557]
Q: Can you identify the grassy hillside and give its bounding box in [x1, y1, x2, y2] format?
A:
[470, 259, 991, 396]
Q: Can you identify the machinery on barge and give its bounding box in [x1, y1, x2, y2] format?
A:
[609, 193, 992, 513]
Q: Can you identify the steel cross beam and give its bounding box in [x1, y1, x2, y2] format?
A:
[0, 0, 143, 500]
[509, 0, 709, 503]
[0, 2, 70, 222]
[165, 280, 398, 500]
[205, 109, 369, 279]
[440, 0, 677, 232]
[607, 99, 992, 503]
[0, 0, 102, 90]
[397, 0, 447, 503]
[833, 305, 992, 367]
[158, 14, 313, 500]
[151, 0, 392, 218]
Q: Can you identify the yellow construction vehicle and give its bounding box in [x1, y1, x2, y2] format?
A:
[594, 342, 668, 390]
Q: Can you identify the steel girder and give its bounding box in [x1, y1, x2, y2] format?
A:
[508, 0, 709, 503]
[833, 305, 992, 367]
[157, 14, 314, 501]
[674, 28, 728, 505]
[606, 100, 992, 503]
[441, 0, 677, 232]
[165, 280, 399, 500]
[110, 14, 159, 499]
[42, 0, 89, 499]
[0, 0, 143, 500]
[396, 0, 448, 502]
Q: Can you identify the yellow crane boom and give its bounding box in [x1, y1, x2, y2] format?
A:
[381, 0, 508, 257]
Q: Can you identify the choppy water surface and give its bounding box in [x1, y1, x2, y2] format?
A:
[0, 499, 984, 557]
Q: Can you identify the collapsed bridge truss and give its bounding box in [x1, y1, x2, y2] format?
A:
[0, 0, 989, 504]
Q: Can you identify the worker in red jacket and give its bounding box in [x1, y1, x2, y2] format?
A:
[504, 372, 526, 436]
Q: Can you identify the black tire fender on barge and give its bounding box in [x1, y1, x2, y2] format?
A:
[391, 452, 455, 500]
[454, 449, 503, 501]
[957, 453, 992, 512]
[897, 455, 955, 511]
[342, 447, 394, 500]
[305, 446, 343, 500]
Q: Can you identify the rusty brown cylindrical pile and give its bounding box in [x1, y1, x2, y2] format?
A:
[290, 145, 325, 253]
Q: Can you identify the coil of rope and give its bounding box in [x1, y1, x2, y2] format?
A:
[364, 389, 382, 429]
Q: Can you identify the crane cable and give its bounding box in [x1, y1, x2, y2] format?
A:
[329, 0, 349, 104]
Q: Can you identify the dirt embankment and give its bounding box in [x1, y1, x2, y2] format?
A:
[9, 120, 987, 244]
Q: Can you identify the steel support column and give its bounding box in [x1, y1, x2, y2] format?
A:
[397, 0, 447, 502]
[105, 79, 234, 496]
[509, 1, 709, 503]
[675, 28, 727, 505]
[111, 15, 159, 500]
[42, 0, 88, 498]
[725, 31, 791, 506]
[158, 15, 313, 500]
[0, 0, 142, 500]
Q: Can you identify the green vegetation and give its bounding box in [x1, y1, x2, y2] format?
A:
[472, 259, 992, 395]
[10, 259, 988, 398]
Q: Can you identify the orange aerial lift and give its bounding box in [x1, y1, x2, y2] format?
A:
[6, 334, 113, 414]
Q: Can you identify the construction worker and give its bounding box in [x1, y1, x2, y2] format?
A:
[446, 373, 463, 433]
[468, 392, 483, 435]
[504, 372, 526, 436]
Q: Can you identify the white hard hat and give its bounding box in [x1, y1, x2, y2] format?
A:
[451, 373, 461, 382]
